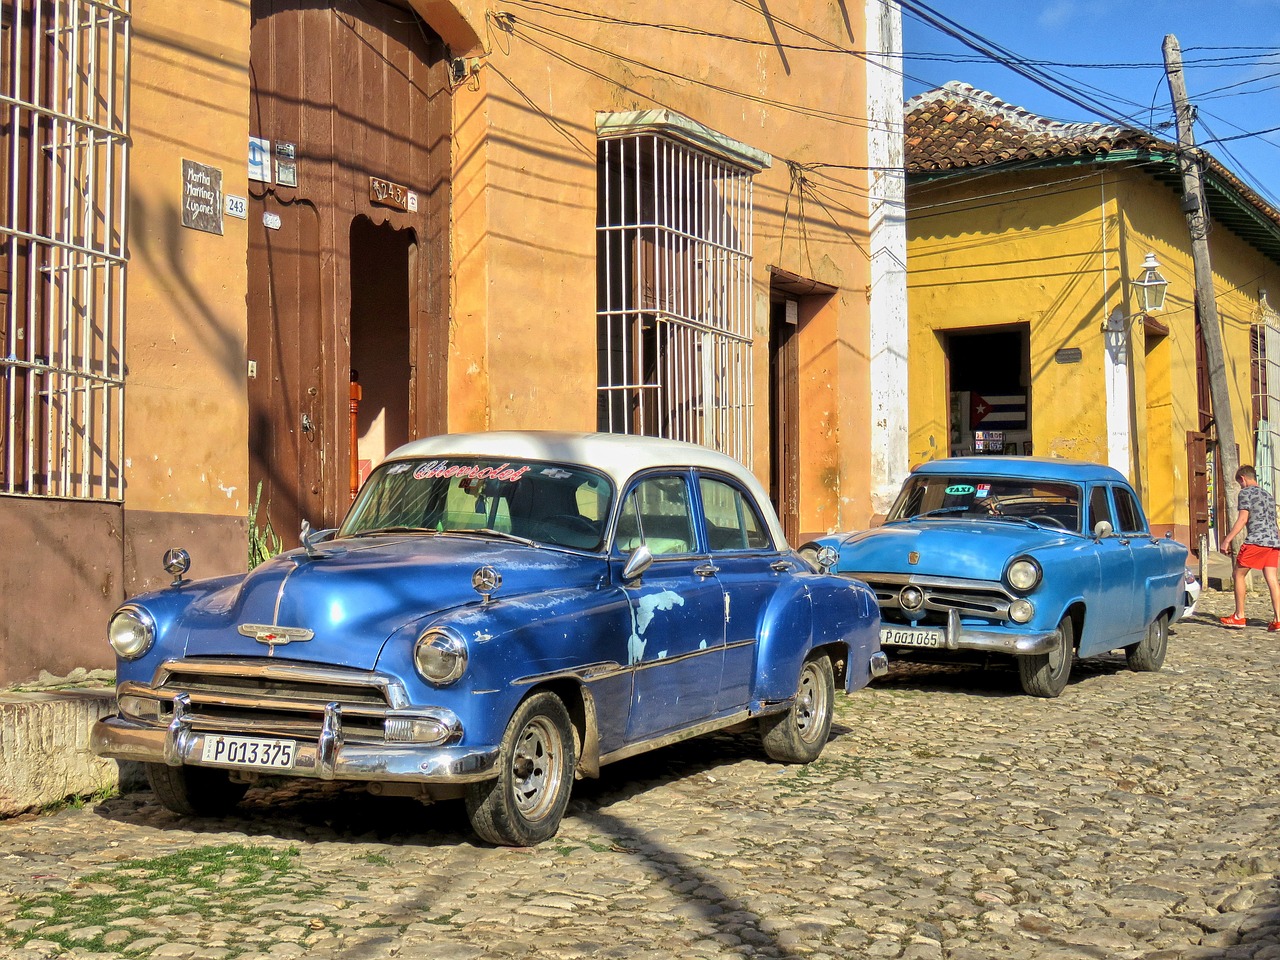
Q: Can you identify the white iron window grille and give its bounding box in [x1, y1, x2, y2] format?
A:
[596, 128, 759, 465]
[1252, 293, 1280, 497]
[1, 0, 130, 500]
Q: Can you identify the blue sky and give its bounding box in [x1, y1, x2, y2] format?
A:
[899, 0, 1280, 206]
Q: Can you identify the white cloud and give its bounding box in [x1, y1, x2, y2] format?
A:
[1038, 1, 1078, 28]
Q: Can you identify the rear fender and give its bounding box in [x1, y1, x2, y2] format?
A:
[751, 579, 813, 708]
[807, 575, 880, 692]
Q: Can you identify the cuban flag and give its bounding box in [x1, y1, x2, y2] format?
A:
[970, 392, 1027, 429]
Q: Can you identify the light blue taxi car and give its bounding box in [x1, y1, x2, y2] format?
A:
[806, 457, 1187, 698]
[93, 432, 883, 845]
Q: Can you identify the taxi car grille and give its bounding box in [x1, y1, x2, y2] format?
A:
[147, 658, 409, 743]
[850, 573, 1013, 626]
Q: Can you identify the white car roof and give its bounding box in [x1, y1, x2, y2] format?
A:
[384, 431, 789, 548]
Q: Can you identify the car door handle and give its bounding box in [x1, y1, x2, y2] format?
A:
[1118, 538, 1130, 546]
[693, 562, 719, 578]
[770, 560, 793, 572]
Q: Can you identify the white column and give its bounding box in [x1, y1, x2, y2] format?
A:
[866, 0, 909, 515]
[1104, 308, 1131, 474]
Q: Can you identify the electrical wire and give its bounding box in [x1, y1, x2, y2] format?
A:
[500, 13, 895, 134]
[897, 0, 1160, 130]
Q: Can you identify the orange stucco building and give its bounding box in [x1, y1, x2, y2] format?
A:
[0, 0, 906, 684]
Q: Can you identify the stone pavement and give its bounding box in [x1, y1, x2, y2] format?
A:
[0, 588, 1277, 960]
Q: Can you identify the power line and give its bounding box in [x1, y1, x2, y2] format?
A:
[897, 0, 1159, 131]
[498, 13, 894, 134]
[904, 50, 1280, 70]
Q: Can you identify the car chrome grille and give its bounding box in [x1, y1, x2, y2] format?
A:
[848, 573, 1013, 626]
[146, 658, 409, 743]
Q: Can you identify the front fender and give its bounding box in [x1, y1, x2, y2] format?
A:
[112, 575, 246, 685]
[377, 586, 633, 751]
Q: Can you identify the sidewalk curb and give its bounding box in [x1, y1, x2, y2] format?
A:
[0, 689, 142, 816]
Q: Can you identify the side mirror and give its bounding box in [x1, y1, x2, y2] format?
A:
[1092, 520, 1114, 539]
[622, 543, 654, 582]
[815, 545, 839, 573]
[798, 542, 840, 573]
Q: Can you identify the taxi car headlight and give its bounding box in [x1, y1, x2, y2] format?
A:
[1008, 598, 1035, 624]
[108, 606, 156, 660]
[414, 628, 468, 685]
[1005, 557, 1042, 593]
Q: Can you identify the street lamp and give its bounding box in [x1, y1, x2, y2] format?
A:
[1131, 252, 1169, 314]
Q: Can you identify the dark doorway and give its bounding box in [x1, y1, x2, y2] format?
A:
[945, 327, 1031, 456]
[350, 218, 414, 498]
[769, 298, 800, 543]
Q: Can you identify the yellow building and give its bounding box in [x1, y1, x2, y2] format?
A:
[904, 82, 1280, 551]
[0, 0, 906, 684]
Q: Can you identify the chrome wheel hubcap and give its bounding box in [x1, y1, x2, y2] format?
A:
[511, 716, 562, 821]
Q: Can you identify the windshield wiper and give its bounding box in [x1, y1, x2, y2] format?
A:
[438, 527, 540, 547]
[360, 525, 437, 536]
[988, 515, 1040, 528]
[908, 506, 973, 521]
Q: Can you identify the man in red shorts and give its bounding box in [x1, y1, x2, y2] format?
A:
[1219, 464, 1280, 630]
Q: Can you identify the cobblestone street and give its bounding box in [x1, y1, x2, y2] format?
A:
[2, 588, 1278, 960]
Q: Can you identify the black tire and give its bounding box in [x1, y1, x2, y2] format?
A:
[1126, 612, 1168, 672]
[145, 763, 249, 816]
[759, 653, 835, 763]
[1018, 615, 1074, 698]
[466, 692, 577, 846]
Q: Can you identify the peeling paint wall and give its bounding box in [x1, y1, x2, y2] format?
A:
[445, 1, 882, 534]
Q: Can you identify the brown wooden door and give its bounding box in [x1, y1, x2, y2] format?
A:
[247, 0, 449, 544]
[1187, 430, 1208, 553]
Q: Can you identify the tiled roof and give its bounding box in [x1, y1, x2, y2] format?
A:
[904, 81, 1158, 174]
[904, 81, 1280, 262]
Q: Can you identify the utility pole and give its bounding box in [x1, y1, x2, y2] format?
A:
[1163, 34, 1241, 537]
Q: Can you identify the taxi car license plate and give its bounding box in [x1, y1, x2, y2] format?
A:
[880, 626, 945, 649]
[201, 734, 296, 770]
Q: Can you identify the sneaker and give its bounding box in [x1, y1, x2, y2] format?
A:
[1269, 622, 1280, 632]
[1220, 614, 1247, 628]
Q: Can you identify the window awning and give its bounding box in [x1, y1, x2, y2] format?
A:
[595, 109, 772, 174]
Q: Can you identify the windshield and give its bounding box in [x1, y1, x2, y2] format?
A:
[888, 474, 1082, 532]
[340, 457, 614, 550]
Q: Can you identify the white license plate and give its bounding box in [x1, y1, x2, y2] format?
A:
[200, 734, 296, 770]
[880, 625, 946, 649]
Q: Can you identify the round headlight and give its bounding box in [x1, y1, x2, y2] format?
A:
[108, 606, 156, 659]
[414, 628, 468, 685]
[1006, 557, 1042, 593]
[1009, 598, 1035, 624]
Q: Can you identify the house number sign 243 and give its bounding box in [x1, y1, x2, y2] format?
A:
[369, 176, 418, 213]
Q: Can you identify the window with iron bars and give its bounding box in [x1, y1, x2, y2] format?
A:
[596, 125, 760, 465]
[1, 0, 130, 500]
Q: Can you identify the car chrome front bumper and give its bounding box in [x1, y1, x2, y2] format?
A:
[91, 712, 499, 784]
[881, 608, 1061, 657]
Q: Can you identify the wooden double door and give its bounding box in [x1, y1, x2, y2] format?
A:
[247, 0, 451, 545]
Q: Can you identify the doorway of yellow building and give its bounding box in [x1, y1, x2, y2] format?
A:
[945, 326, 1031, 457]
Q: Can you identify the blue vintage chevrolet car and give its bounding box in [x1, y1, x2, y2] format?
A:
[93, 432, 884, 845]
[806, 457, 1187, 698]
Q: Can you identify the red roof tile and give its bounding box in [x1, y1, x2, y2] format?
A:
[904, 82, 1157, 174]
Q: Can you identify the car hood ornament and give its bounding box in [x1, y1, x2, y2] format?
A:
[237, 623, 314, 655]
[908, 551, 920, 565]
